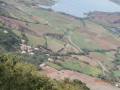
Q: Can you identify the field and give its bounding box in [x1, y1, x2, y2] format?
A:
[69, 31, 104, 50]
[23, 6, 79, 32]
[72, 55, 98, 67]
[39, 66, 119, 90]
[60, 62, 102, 76]
[28, 23, 61, 35]
[44, 61, 63, 70]
[12, 30, 22, 37]
[25, 34, 46, 47]
[93, 52, 113, 61]
[114, 70, 120, 77]
[46, 37, 64, 52]
[102, 61, 115, 70]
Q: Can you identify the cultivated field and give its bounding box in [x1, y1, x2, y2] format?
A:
[39, 66, 120, 90]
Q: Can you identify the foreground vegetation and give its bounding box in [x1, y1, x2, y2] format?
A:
[0, 53, 89, 90]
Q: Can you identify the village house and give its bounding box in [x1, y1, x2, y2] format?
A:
[3, 30, 8, 34]
[29, 52, 34, 55]
[48, 58, 53, 62]
[21, 51, 26, 54]
[40, 64, 46, 68]
[34, 48, 39, 51]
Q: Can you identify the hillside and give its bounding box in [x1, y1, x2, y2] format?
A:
[0, 0, 120, 90]
[0, 53, 89, 90]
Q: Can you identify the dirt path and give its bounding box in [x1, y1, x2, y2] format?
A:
[95, 60, 110, 75]
[67, 35, 83, 52]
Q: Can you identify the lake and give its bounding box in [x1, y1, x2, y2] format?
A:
[39, 0, 120, 17]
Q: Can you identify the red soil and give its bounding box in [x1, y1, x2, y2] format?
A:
[94, 41, 114, 49]
[99, 36, 120, 46]
[1, 16, 29, 28]
[74, 29, 98, 37]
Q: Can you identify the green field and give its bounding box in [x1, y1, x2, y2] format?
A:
[60, 62, 102, 76]
[26, 34, 46, 47]
[44, 61, 63, 70]
[114, 70, 120, 77]
[23, 7, 77, 32]
[12, 30, 22, 38]
[69, 31, 104, 50]
[93, 52, 113, 61]
[47, 37, 64, 52]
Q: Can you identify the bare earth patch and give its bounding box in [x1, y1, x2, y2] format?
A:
[39, 66, 119, 90]
[72, 55, 98, 67]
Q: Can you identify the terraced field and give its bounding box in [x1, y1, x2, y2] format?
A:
[60, 62, 102, 76]
[69, 31, 104, 50]
[26, 34, 46, 47]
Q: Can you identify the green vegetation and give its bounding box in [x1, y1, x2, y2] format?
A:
[0, 23, 20, 51]
[26, 34, 46, 47]
[44, 61, 63, 70]
[0, 53, 89, 90]
[47, 37, 64, 52]
[60, 62, 102, 76]
[114, 70, 120, 76]
[70, 31, 104, 50]
[0, 8, 11, 17]
[24, 7, 77, 32]
[93, 52, 113, 61]
[13, 30, 22, 38]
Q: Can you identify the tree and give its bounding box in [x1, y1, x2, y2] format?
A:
[0, 53, 89, 90]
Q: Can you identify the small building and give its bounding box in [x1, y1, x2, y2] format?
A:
[40, 64, 46, 67]
[28, 49, 33, 52]
[2, 3, 6, 6]
[21, 51, 26, 54]
[34, 48, 39, 51]
[28, 46, 32, 50]
[46, 54, 50, 56]
[57, 56, 60, 59]
[29, 52, 34, 55]
[48, 58, 53, 62]
[21, 39, 25, 43]
[3, 30, 8, 34]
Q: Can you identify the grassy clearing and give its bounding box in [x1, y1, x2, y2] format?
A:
[69, 31, 104, 50]
[47, 37, 64, 52]
[44, 61, 63, 70]
[114, 70, 120, 76]
[51, 37, 66, 45]
[12, 30, 22, 38]
[60, 62, 102, 76]
[26, 34, 46, 47]
[93, 52, 113, 61]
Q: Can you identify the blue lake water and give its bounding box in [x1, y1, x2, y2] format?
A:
[39, 0, 120, 17]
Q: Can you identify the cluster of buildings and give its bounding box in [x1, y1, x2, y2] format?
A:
[20, 39, 39, 55]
